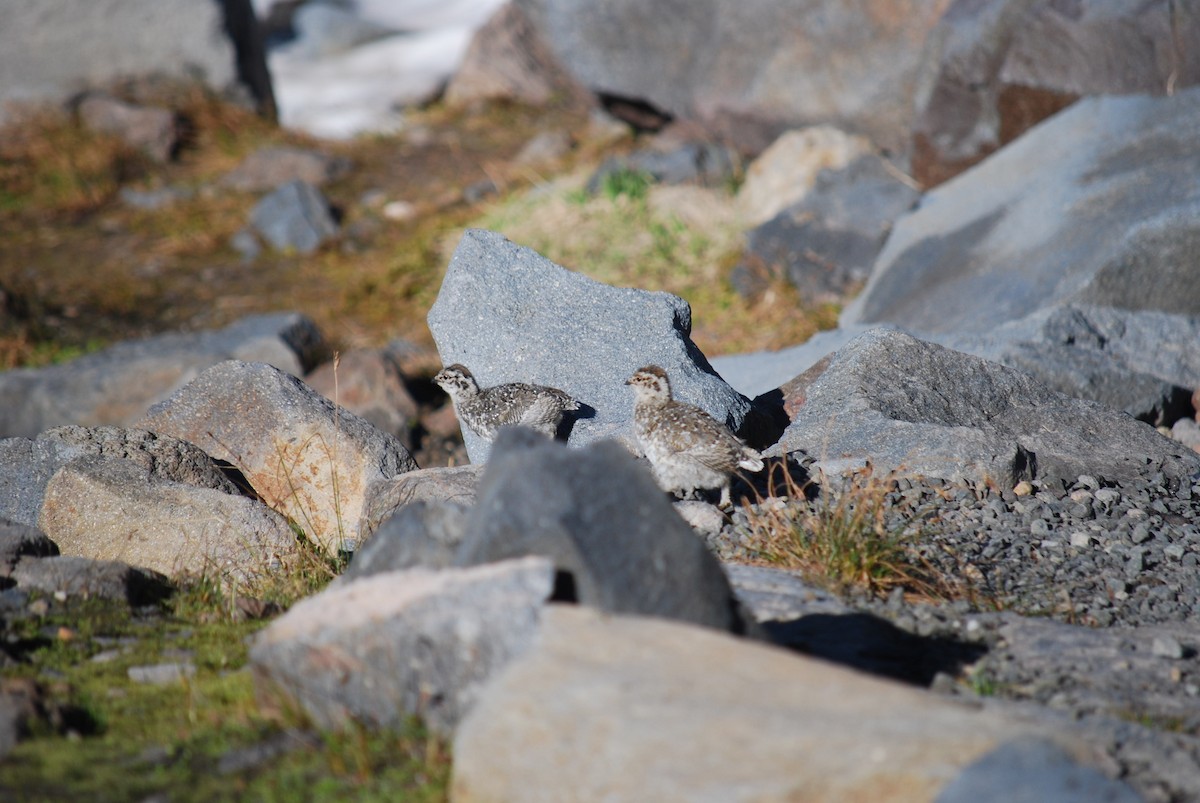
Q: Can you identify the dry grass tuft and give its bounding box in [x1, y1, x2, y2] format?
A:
[744, 463, 961, 600]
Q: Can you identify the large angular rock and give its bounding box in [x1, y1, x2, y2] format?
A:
[427, 229, 751, 462]
[0, 0, 273, 125]
[139, 360, 418, 552]
[0, 313, 326, 438]
[939, 305, 1200, 426]
[771, 329, 1200, 488]
[38, 455, 298, 585]
[250, 557, 555, 735]
[452, 606, 1098, 803]
[913, 0, 1200, 186]
[514, 0, 947, 155]
[455, 429, 750, 634]
[0, 425, 239, 528]
[843, 89, 1200, 336]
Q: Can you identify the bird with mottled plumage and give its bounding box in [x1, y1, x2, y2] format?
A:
[626, 365, 763, 507]
[433, 363, 580, 442]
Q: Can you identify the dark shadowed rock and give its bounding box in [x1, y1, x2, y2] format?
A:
[140, 360, 418, 552]
[732, 155, 919, 302]
[305, 349, 419, 447]
[0, 520, 58, 577]
[360, 465, 481, 540]
[250, 557, 555, 735]
[342, 500, 471, 582]
[250, 180, 339, 254]
[455, 428, 749, 634]
[427, 229, 752, 462]
[38, 455, 298, 585]
[77, 94, 177, 162]
[0, 425, 239, 528]
[514, 0, 947, 155]
[770, 329, 1200, 488]
[0, 312, 326, 437]
[913, 0, 1200, 186]
[11, 555, 172, 606]
[844, 89, 1200, 336]
[936, 739, 1142, 803]
[221, 146, 351, 192]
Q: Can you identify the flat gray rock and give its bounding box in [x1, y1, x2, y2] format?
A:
[140, 360, 418, 553]
[250, 180, 339, 255]
[0, 313, 326, 438]
[844, 88, 1200, 335]
[427, 229, 752, 462]
[455, 428, 750, 634]
[250, 557, 555, 735]
[771, 329, 1200, 488]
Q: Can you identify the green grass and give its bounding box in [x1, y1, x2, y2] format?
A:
[0, 589, 449, 802]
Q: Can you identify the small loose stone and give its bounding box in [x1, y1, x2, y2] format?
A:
[1151, 636, 1185, 660]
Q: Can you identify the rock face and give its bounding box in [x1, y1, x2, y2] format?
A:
[842, 88, 1200, 336]
[427, 229, 751, 462]
[451, 606, 1098, 803]
[513, 0, 947, 156]
[250, 557, 555, 735]
[771, 329, 1200, 488]
[0, 313, 326, 438]
[359, 465, 481, 540]
[913, 0, 1200, 186]
[140, 360, 418, 552]
[0, 0, 274, 124]
[456, 429, 750, 634]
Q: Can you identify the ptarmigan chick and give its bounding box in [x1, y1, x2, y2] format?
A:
[433, 363, 580, 441]
[626, 365, 763, 508]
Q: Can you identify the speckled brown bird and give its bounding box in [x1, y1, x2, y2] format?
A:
[626, 365, 763, 507]
[433, 363, 579, 441]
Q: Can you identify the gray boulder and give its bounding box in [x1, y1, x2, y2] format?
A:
[771, 329, 1200, 488]
[844, 88, 1200, 335]
[360, 465, 481, 540]
[305, 349, 419, 448]
[455, 428, 750, 634]
[77, 93, 177, 162]
[342, 500, 471, 582]
[0, 312, 326, 437]
[140, 360, 418, 552]
[221, 146, 351, 193]
[427, 229, 752, 462]
[11, 554, 171, 606]
[913, 0, 1200, 186]
[250, 557, 555, 735]
[249, 180, 339, 255]
[0, 0, 273, 125]
[709, 324, 881, 400]
[38, 454, 298, 586]
[513, 0, 946, 155]
[731, 155, 920, 302]
[0, 425, 239, 528]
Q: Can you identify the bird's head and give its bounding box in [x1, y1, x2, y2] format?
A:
[625, 365, 672, 403]
[433, 363, 479, 399]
